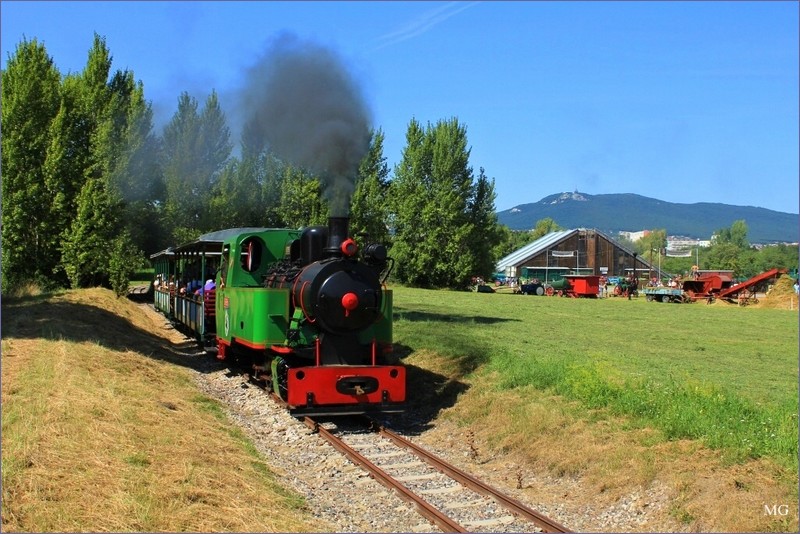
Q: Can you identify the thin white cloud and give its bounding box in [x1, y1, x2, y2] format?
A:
[374, 1, 481, 50]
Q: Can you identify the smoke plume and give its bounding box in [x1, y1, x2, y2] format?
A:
[239, 33, 372, 215]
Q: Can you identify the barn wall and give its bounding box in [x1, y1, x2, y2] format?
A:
[516, 229, 653, 278]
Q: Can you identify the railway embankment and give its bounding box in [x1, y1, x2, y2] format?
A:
[1, 288, 325, 532]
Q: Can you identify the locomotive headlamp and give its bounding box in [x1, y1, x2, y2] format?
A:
[341, 238, 358, 257]
[341, 292, 359, 316]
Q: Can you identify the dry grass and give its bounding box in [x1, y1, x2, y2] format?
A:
[407, 351, 798, 532]
[2, 288, 327, 532]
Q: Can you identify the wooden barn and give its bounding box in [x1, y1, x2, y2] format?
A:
[496, 228, 663, 282]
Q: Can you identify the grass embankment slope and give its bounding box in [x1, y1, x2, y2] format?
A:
[1, 288, 326, 532]
[393, 280, 798, 532]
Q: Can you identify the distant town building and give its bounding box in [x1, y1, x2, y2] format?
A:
[617, 230, 712, 257]
[618, 230, 651, 242]
[666, 236, 711, 256]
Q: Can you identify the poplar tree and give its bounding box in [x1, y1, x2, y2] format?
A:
[1, 38, 61, 290]
[197, 91, 232, 229]
[162, 91, 231, 242]
[61, 178, 116, 288]
[59, 35, 147, 289]
[387, 119, 430, 284]
[42, 75, 93, 284]
[350, 128, 390, 245]
[162, 92, 202, 241]
[277, 167, 328, 228]
[466, 167, 503, 278]
[389, 118, 495, 289]
[82, 34, 114, 181]
[209, 158, 265, 229]
[261, 152, 287, 227]
[108, 80, 165, 254]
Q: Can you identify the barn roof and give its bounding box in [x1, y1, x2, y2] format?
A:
[496, 229, 578, 272]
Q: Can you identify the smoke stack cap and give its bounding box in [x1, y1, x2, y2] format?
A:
[341, 238, 358, 257]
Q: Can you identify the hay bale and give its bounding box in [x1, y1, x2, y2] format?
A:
[759, 274, 799, 310]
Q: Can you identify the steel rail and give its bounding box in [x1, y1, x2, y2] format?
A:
[302, 417, 467, 533]
[367, 418, 571, 533]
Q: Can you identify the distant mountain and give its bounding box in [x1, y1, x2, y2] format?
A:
[497, 191, 798, 244]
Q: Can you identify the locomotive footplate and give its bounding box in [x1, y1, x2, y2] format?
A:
[286, 365, 406, 414]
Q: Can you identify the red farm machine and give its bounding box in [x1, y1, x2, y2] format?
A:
[644, 268, 787, 304]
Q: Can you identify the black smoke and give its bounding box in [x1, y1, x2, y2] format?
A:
[238, 33, 372, 216]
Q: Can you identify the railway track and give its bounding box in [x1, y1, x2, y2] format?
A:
[302, 415, 571, 533]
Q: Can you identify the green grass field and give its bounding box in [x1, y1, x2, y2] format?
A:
[392, 287, 799, 469]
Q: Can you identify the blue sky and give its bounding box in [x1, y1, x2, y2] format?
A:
[2, 1, 798, 215]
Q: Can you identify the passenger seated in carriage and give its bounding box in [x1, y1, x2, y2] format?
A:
[196, 279, 216, 296]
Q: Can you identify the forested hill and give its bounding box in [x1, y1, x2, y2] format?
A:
[497, 192, 799, 244]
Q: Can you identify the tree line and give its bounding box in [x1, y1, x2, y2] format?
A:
[3, 36, 794, 296]
[1, 36, 503, 294]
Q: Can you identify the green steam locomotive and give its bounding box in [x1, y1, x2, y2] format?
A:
[151, 217, 404, 416]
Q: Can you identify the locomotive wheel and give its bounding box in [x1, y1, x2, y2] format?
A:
[646, 295, 654, 302]
[661, 295, 671, 303]
[545, 286, 554, 296]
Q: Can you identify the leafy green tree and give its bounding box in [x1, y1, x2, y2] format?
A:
[705, 242, 742, 273]
[108, 230, 145, 297]
[734, 248, 760, 279]
[68, 35, 152, 289]
[1, 38, 62, 291]
[277, 167, 328, 228]
[4, 34, 156, 292]
[261, 152, 288, 227]
[531, 217, 562, 240]
[493, 225, 516, 260]
[702, 220, 754, 276]
[387, 119, 428, 284]
[42, 75, 93, 284]
[634, 229, 667, 257]
[209, 157, 266, 228]
[350, 129, 390, 245]
[162, 92, 201, 239]
[755, 244, 799, 274]
[108, 82, 165, 255]
[162, 91, 231, 240]
[61, 178, 116, 287]
[388, 117, 486, 289]
[466, 167, 502, 279]
[713, 219, 750, 249]
[82, 34, 115, 182]
[197, 91, 232, 228]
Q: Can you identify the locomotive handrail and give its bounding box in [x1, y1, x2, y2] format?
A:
[298, 280, 316, 323]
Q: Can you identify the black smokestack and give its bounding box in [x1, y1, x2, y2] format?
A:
[325, 216, 350, 257]
[239, 33, 372, 216]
